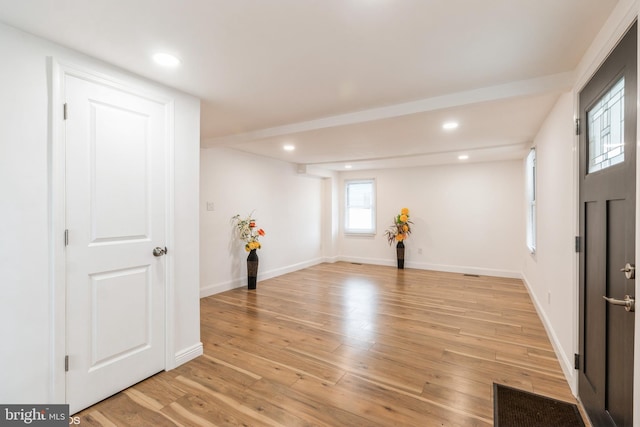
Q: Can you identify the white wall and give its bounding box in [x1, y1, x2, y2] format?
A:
[0, 24, 51, 403]
[338, 161, 525, 277]
[172, 89, 202, 363]
[521, 92, 577, 389]
[322, 171, 340, 263]
[200, 147, 325, 296]
[0, 22, 201, 403]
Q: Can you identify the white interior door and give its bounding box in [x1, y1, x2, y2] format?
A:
[64, 74, 168, 414]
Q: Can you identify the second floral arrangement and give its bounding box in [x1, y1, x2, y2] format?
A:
[385, 207, 412, 245]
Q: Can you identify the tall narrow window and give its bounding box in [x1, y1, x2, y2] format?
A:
[526, 148, 536, 253]
[345, 179, 376, 234]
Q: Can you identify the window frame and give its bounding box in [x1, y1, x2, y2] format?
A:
[344, 179, 376, 235]
[526, 148, 537, 253]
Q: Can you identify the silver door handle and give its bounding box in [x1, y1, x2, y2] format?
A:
[153, 247, 167, 257]
[620, 263, 636, 279]
[603, 295, 635, 312]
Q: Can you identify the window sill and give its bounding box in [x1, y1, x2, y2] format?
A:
[345, 232, 376, 237]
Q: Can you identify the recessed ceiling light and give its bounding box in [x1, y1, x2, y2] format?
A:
[345, 164, 353, 169]
[153, 52, 181, 67]
[283, 144, 295, 151]
[443, 121, 459, 130]
[458, 154, 469, 160]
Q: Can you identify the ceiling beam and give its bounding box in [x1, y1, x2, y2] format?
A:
[202, 72, 573, 147]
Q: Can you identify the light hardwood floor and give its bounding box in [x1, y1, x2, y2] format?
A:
[76, 262, 583, 426]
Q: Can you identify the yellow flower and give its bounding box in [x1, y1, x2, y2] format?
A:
[246, 241, 261, 251]
[385, 208, 414, 245]
[234, 213, 265, 251]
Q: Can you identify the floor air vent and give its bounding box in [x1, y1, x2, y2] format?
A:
[463, 274, 480, 277]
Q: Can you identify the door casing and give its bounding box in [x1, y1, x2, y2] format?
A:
[48, 58, 176, 403]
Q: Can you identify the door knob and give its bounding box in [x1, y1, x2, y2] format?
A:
[153, 247, 167, 257]
[603, 294, 635, 312]
[620, 263, 635, 279]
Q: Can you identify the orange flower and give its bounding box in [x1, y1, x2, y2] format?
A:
[232, 214, 265, 251]
[385, 208, 413, 246]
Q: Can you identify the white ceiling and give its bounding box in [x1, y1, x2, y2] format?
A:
[0, 0, 618, 170]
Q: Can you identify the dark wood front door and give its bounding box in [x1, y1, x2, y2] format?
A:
[578, 21, 637, 427]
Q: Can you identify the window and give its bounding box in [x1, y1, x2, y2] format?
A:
[345, 179, 376, 234]
[526, 148, 536, 253]
[588, 77, 625, 173]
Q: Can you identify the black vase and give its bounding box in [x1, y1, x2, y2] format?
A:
[396, 241, 405, 269]
[247, 249, 259, 289]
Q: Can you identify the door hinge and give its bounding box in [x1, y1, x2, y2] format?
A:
[574, 353, 580, 370]
[65, 355, 69, 372]
[63, 103, 68, 120]
[575, 118, 580, 136]
[64, 229, 69, 247]
[574, 236, 581, 253]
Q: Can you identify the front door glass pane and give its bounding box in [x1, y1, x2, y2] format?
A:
[588, 77, 625, 173]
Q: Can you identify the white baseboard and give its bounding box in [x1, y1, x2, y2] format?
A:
[200, 279, 244, 298]
[260, 257, 324, 281]
[200, 257, 325, 298]
[521, 273, 577, 396]
[174, 342, 203, 367]
[338, 256, 521, 279]
[405, 261, 522, 279]
[339, 255, 393, 266]
[322, 255, 340, 264]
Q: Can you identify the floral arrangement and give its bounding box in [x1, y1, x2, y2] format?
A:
[385, 207, 412, 245]
[232, 213, 265, 251]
